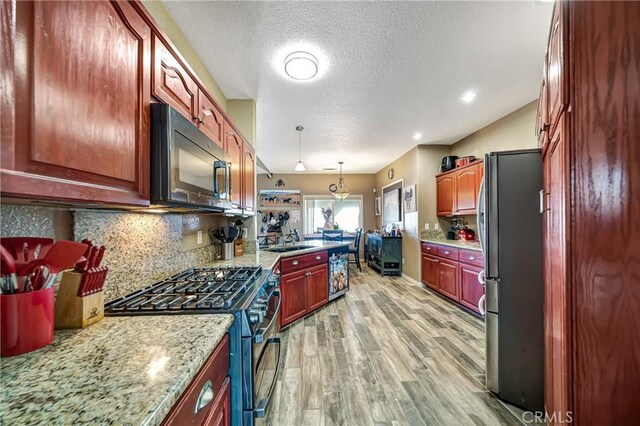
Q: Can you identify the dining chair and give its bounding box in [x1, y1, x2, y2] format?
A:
[348, 228, 363, 271]
[322, 229, 344, 242]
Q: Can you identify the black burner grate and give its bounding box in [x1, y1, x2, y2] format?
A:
[106, 266, 262, 313]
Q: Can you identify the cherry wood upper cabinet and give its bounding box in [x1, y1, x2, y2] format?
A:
[242, 141, 255, 212]
[1, 0, 151, 206]
[454, 162, 483, 215]
[224, 122, 243, 208]
[197, 93, 225, 149]
[152, 34, 198, 123]
[436, 175, 455, 216]
[436, 161, 483, 217]
[546, 1, 567, 139]
[536, 55, 550, 151]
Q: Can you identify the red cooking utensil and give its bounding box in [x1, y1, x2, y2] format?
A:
[1, 246, 19, 294]
[18, 262, 52, 292]
[40, 240, 88, 274]
[0, 238, 54, 263]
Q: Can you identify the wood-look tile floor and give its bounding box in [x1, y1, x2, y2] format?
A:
[263, 267, 525, 426]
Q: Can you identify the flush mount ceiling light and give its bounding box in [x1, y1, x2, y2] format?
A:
[413, 132, 423, 140]
[333, 162, 350, 200]
[284, 51, 318, 81]
[461, 91, 478, 103]
[294, 125, 306, 172]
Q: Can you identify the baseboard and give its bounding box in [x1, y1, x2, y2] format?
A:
[402, 273, 422, 286]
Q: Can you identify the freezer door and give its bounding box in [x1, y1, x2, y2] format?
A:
[486, 312, 500, 393]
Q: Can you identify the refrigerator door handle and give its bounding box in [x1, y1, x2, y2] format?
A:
[477, 269, 486, 287]
[477, 175, 486, 256]
[478, 294, 486, 316]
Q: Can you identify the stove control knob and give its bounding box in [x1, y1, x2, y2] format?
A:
[249, 312, 261, 325]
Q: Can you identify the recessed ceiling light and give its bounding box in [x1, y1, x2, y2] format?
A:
[284, 51, 318, 80]
[461, 91, 478, 103]
[413, 132, 423, 140]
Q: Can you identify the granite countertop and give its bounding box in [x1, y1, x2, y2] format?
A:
[1, 314, 234, 426]
[420, 238, 482, 251]
[213, 240, 352, 270]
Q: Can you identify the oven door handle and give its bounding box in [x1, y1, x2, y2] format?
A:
[254, 289, 281, 344]
[254, 336, 281, 418]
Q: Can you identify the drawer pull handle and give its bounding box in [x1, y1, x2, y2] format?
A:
[469, 256, 476, 260]
[292, 260, 299, 266]
[316, 255, 321, 260]
[194, 380, 215, 414]
[444, 251, 450, 255]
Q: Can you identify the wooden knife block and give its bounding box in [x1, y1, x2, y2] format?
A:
[54, 271, 104, 330]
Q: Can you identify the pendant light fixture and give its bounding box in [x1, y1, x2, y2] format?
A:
[294, 125, 306, 172]
[333, 161, 350, 200]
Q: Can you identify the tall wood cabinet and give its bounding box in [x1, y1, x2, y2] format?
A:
[537, 2, 639, 423]
[1, 0, 151, 206]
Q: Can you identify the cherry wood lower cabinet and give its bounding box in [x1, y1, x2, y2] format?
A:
[279, 251, 330, 327]
[420, 243, 484, 315]
[1, 0, 151, 206]
[163, 335, 230, 426]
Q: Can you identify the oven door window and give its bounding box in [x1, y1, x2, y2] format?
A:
[172, 131, 215, 198]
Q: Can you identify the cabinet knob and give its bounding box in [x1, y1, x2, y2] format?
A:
[315, 255, 321, 260]
[292, 260, 299, 266]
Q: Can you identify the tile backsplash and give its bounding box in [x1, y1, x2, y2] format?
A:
[0, 205, 238, 301]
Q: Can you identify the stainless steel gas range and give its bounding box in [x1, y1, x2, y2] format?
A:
[105, 266, 281, 426]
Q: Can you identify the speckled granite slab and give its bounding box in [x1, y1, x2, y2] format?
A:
[1, 314, 234, 426]
[420, 238, 482, 251]
[211, 241, 351, 270]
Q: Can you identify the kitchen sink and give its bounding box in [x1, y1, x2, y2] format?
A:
[262, 245, 316, 253]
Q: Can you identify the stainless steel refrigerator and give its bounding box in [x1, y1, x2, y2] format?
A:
[477, 149, 544, 411]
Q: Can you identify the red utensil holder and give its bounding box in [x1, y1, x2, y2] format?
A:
[0, 287, 55, 357]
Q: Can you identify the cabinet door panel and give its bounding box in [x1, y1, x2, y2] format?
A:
[224, 123, 243, 207]
[3, 0, 151, 206]
[546, 1, 567, 138]
[307, 264, 328, 311]
[459, 264, 483, 313]
[152, 35, 197, 122]
[198, 92, 224, 149]
[438, 260, 459, 301]
[242, 142, 255, 212]
[203, 377, 231, 426]
[544, 118, 571, 419]
[455, 164, 481, 214]
[421, 255, 439, 290]
[280, 270, 308, 326]
[436, 175, 455, 216]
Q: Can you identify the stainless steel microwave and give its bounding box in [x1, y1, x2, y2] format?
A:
[151, 104, 232, 212]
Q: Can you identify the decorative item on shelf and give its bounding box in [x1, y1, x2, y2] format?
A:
[294, 126, 306, 172]
[259, 189, 301, 207]
[333, 161, 350, 200]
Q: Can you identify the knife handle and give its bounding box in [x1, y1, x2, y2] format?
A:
[94, 246, 106, 268]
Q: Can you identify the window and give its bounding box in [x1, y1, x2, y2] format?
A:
[303, 196, 363, 233]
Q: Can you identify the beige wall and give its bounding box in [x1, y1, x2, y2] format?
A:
[257, 174, 377, 238]
[142, 0, 228, 112]
[227, 100, 257, 147]
[450, 101, 538, 158]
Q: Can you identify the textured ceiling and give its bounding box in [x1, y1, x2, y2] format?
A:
[163, 1, 553, 174]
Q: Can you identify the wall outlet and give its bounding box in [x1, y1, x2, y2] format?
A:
[197, 231, 203, 245]
[402, 258, 405, 265]
[424, 223, 429, 230]
[434, 223, 439, 230]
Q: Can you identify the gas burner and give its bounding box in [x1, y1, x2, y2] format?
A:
[105, 266, 263, 314]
